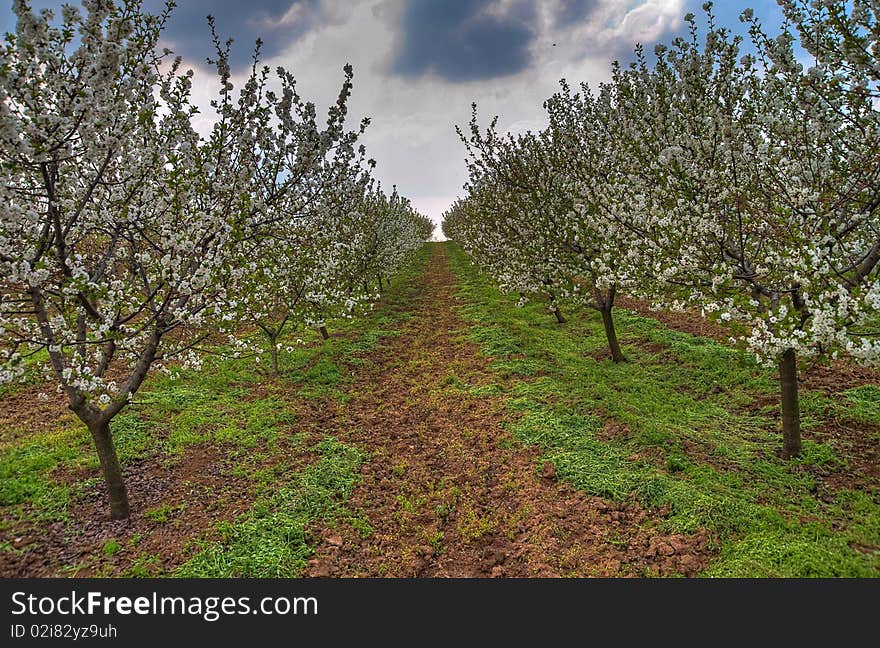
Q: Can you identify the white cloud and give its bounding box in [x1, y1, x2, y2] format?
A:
[178, 0, 685, 232]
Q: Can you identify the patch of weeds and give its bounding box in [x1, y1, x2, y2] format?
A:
[175, 437, 365, 577]
[457, 506, 496, 542]
[102, 539, 122, 556]
[57, 562, 88, 577]
[665, 454, 688, 474]
[428, 531, 444, 555]
[441, 373, 465, 388]
[468, 383, 503, 397]
[842, 385, 880, 424]
[145, 502, 188, 524]
[123, 554, 163, 578]
[347, 515, 374, 539]
[0, 424, 86, 522]
[446, 241, 880, 577]
[396, 493, 427, 515]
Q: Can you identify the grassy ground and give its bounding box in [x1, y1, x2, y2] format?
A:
[446, 243, 879, 576]
[1, 241, 877, 577]
[0, 247, 430, 577]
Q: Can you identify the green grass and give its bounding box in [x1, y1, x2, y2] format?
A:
[102, 538, 122, 557]
[175, 437, 366, 577]
[145, 502, 187, 524]
[0, 245, 431, 575]
[843, 385, 880, 424]
[4, 242, 876, 577]
[0, 424, 86, 523]
[446, 242, 880, 577]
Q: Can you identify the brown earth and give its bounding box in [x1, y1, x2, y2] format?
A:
[0, 386, 333, 577]
[304, 245, 713, 577]
[0, 385, 73, 447]
[617, 295, 880, 494]
[616, 296, 880, 394]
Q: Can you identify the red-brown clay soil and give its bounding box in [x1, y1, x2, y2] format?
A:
[617, 296, 880, 492]
[305, 245, 713, 577]
[616, 296, 880, 394]
[0, 388, 332, 577]
[0, 385, 74, 447]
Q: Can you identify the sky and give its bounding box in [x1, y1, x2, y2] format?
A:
[2, 1, 786, 237]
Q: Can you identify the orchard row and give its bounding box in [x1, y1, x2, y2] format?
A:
[0, 1, 433, 519]
[443, 1, 880, 459]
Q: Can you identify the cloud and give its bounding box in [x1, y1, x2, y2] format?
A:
[391, 0, 538, 81]
[239, 0, 686, 231]
[1, 0, 690, 233]
[554, 0, 600, 28]
[142, 0, 324, 69]
[0, 1, 324, 70]
[542, 0, 686, 64]
[387, 0, 682, 83]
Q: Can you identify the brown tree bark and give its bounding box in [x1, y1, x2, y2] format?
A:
[600, 305, 626, 363]
[544, 288, 566, 323]
[88, 420, 130, 520]
[319, 325, 330, 340]
[779, 348, 802, 459]
[269, 338, 279, 374]
[257, 324, 281, 375]
[594, 285, 625, 363]
[66, 326, 161, 520]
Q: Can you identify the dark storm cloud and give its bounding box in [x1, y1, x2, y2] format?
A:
[141, 0, 322, 68]
[554, 0, 599, 28]
[1, 1, 321, 69]
[391, 0, 605, 82]
[391, 0, 538, 82]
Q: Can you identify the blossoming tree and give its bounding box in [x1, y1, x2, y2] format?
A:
[614, 5, 880, 457]
[446, 2, 880, 458]
[0, 0, 429, 518]
[447, 105, 639, 361]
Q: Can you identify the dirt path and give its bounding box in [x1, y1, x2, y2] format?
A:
[305, 244, 712, 577]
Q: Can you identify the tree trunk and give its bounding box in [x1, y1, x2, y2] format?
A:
[600, 306, 626, 363]
[377, 274, 383, 292]
[319, 325, 330, 340]
[269, 338, 279, 375]
[88, 420, 130, 520]
[545, 288, 565, 323]
[779, 348, 802, 459]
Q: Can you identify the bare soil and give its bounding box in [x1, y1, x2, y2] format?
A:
[304, 245, 713, 577]
[617, 296, 880, 496]
[0, 388, 330, 577]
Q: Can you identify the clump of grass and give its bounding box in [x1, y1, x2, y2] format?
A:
[175, 437, 365, 577]
[0, 425, 86, 523]
[145, 502, 187, 524]
[122, 553, 163, 578]
[457, 506, 496, 542]
[842, 385, 880, 423]
[446, 241, 880, 577]
[102, 538, 122, 556]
